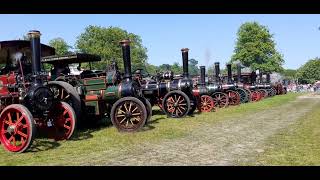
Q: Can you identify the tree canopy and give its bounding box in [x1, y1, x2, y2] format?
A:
[75, 25, 148, 71]
[231, 22, 284, 73]
[49, 38, 72, 55]
[296, 58, 320, 84]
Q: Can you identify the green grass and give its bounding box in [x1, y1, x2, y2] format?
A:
[246, 97, 320, 166]
[0, 93, 301, 165]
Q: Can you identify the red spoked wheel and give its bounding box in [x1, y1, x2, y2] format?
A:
[198, 95, 215, 112]
[251, 90, 261, 102]
[212, 92, 229, 108]
[46, 102, 76, 141]
[258, 89, 268, 99]
[0, 104, 35, 153]
[226, 90, 241, 106]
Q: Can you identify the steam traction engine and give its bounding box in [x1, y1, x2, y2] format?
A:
[42, 40, 150, 132]
[233, 65, 262, 102]
[0, 30, 76, 153]
[191, 66, 215, 112]
[135, 48, 197, 118]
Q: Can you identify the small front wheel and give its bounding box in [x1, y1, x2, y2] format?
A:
[111, 97, 147, 132]
[162, 90, 191, 118]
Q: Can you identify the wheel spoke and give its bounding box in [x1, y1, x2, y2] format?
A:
[12, 136, 16, 146]
[4, 120, 12, 125]
[131, 107, 138, 113]
[133, 117, 140, 122]
[128, 102, 132, 112]
[63, 124, 71, 130]
[7, 113, 12, 124]
[15, 116, 24, 126]
[124, 103, 129, 112]
[119, 117, 127, 124]
[17, 131, 28, 138]
[176, 96, 181, 104]
[116, 114, 126, 117]
[118, 108, 126, 114]
[132, 113, 141, 116]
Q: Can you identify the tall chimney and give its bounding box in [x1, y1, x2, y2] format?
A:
[226, 63, 232, 84]
[237, 63, 241, 83]
[181, 48, 189, 79]
[214, 62, 220, 83]
[28, 30, 41, 75]
[200, 66, 205, 86]
[266, 73, 271, 83]
[120, 39, 132, 81]
[259, 72, 263, 83]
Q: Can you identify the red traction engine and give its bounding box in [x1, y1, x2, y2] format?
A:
[0, 30, 76, 153]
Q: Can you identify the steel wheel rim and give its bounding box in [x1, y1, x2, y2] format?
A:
[200, 95, 214, 112]
[0, 108, 31, 152]
[213, 93, 228, 108]
[115, 100, 145, 130]
[227, 91, 240, 106]
[165, 93, 188, 117]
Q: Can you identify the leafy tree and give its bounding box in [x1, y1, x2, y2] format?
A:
[145, 63, 158, 75]
[49, 38, 72, 55]
[231, 22, 284, 73]
[296, 58, 320, 84]
[189, 58, 199, 76]
[171, 62, 182, 75]
[75, 25, 148, 71]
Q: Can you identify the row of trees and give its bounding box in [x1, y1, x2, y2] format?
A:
[43, 22, 320, 84]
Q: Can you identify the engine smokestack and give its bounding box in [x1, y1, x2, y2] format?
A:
[120, 39, 132, 82]
[200, 66, 205, 86]
[181, 48, 189, 79]
[28, 30, 41, 76]
[237, 63, 241, 83]
[214, 62, 220, 83]
[226, 63, 232, 84]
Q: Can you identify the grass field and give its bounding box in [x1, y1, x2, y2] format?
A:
[246, 95, 320, 165]
[0, 93, 305, 165]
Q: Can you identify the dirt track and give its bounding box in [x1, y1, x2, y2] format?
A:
[87, 94, 317, 166]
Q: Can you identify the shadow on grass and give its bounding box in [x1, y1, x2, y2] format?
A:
[27, 139, 61, 152]
[141, 116, 165, 131]
[152, 109, 165, 116]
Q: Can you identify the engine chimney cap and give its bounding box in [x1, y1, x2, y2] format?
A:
[181, 48, 189, 52]
[119, 39, 131, 46]
[27, 30, 41, 38]
[214, 62, 220, 65]
[200, 66, 205, 68]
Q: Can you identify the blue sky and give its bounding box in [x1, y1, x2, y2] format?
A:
[1, 14, 319, 69]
